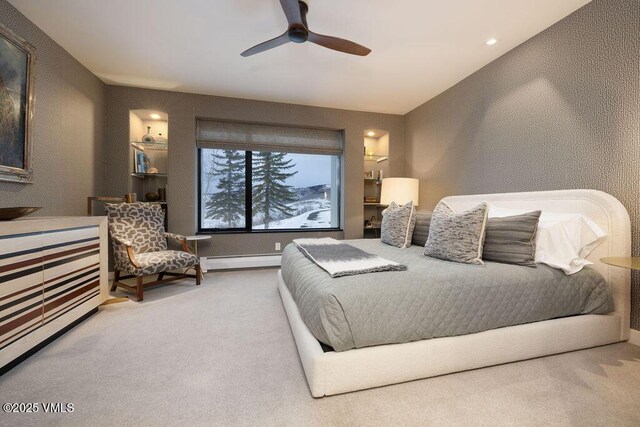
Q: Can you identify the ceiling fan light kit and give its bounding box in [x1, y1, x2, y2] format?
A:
[241, 0, 371, 57]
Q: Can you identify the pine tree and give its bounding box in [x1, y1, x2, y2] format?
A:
[205, 150, 245, 227]
[252, 152, 298, 229]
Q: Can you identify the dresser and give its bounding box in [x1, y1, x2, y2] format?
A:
[0, 217, 108, 371]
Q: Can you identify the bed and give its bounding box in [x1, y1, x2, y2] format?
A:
[277, 189, 631, 397]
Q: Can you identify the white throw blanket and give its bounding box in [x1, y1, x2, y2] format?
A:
[293, 238, 407, 278]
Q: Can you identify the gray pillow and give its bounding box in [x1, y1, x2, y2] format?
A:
[483, 211, 541, 267]
[381, 201, 417, 248]
[424, 201, 488, 264]
[411, 212, 432, 246]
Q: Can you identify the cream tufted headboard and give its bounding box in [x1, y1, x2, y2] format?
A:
[442, 189, 631, 339]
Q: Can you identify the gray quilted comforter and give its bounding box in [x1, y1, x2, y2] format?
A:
[281, 239, 613, 351]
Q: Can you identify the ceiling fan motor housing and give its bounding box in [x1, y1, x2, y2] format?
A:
[288, 1, 309, 43]
[288, 25, 308, 43]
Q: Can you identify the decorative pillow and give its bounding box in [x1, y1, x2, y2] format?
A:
[483, 211, 541, 266]
[423, 202, 488, 264]
[411, 212, 432, 246]
[380, 201, 417, 248]
[488, 206, 607, 274]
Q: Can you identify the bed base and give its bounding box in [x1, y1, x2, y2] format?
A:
[278, 272, 621, 397]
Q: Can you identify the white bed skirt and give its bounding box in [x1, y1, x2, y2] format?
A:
[279, 272, 621, 398]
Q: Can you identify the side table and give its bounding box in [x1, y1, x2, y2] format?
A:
[600, 257, 640, 271]
[186, 235, 212, 274]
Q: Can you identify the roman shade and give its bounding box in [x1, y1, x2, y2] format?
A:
[196, 119, 343, 155]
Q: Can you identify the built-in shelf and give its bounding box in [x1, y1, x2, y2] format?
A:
[364, 131, 389, 238]
[131, 173, 168, 178]
[365, 155, 388, 163]
[131, 141, 168, 151]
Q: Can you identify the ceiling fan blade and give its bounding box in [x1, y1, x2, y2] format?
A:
[307, 32, 371, 56]
[280, 0, 304, 27]
[241, 32, 290, 57]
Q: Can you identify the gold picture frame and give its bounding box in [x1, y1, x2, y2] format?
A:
[0, 23, 36, 184]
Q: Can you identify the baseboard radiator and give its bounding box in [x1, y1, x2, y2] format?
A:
[202, 255, 282, 271]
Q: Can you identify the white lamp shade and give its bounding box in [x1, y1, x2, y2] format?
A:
[380, 178, 420, 206]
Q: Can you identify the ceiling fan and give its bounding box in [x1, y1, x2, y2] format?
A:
[241, 0, 371, 57]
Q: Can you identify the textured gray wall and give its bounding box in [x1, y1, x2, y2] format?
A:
[0, 0, 105, 215]
[405, 0, 640, 328]
[105, 86, 405, 257]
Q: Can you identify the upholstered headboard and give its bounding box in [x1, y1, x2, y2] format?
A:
[442, 189, 631, 339]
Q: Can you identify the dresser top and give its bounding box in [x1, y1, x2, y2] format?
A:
[0, 216, 106, 237]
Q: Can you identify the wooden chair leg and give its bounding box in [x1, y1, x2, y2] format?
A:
[136, 276, 144, 301]
[195, 265, 201, 286]
[157, 272, 165, 281]
[111, 270, 119, 292]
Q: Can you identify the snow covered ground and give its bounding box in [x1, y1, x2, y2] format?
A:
[200, 198, 334, 229]
[253, 208, 332, 229]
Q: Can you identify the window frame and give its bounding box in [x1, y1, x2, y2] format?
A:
[197, 148, 342, 234]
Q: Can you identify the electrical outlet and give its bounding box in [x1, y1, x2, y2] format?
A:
[275, 242, 281, 251]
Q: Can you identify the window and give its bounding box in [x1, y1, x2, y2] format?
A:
[199, 149, 341, 232]
[196, 120, 343, 233]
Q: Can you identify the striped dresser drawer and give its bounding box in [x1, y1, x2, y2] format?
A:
[0, 232, 45, 351]
[42, 226, 101, 325]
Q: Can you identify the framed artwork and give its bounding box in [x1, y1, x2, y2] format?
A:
[0, 24, 36, 183]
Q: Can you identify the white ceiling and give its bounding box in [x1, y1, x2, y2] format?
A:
[9, 0, 590, 114]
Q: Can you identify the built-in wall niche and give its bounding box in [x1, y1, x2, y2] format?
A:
[130, 110, 168, 178]
[129, 109, 169, 212]
[363, 129, 389, 238]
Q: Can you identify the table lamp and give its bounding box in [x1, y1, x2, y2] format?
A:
[380, 178, 420, 206]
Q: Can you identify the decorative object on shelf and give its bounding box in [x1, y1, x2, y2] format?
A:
[378, 170, 384, 180]
[155, 132, 168, 145]
[0, 23, 36, 184]
[364, 170, 374, 179]
[158, 187, 166, 201]
[125, 193, 137, 203]
[380, 177, 420, 206]
[145, 192, 160, 202]
[142, 125, 156, 143]
[134, 149, 150, 173]
[364, 215, 381, 229]
[364, 196, 378, 204]
[0, 206, 41, 220]
[148, 167, 159, 174]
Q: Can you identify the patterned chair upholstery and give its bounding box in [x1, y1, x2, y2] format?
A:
[105, 202, 200, 300]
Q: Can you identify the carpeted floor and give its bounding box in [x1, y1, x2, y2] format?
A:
[2, 269, 640, 426]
